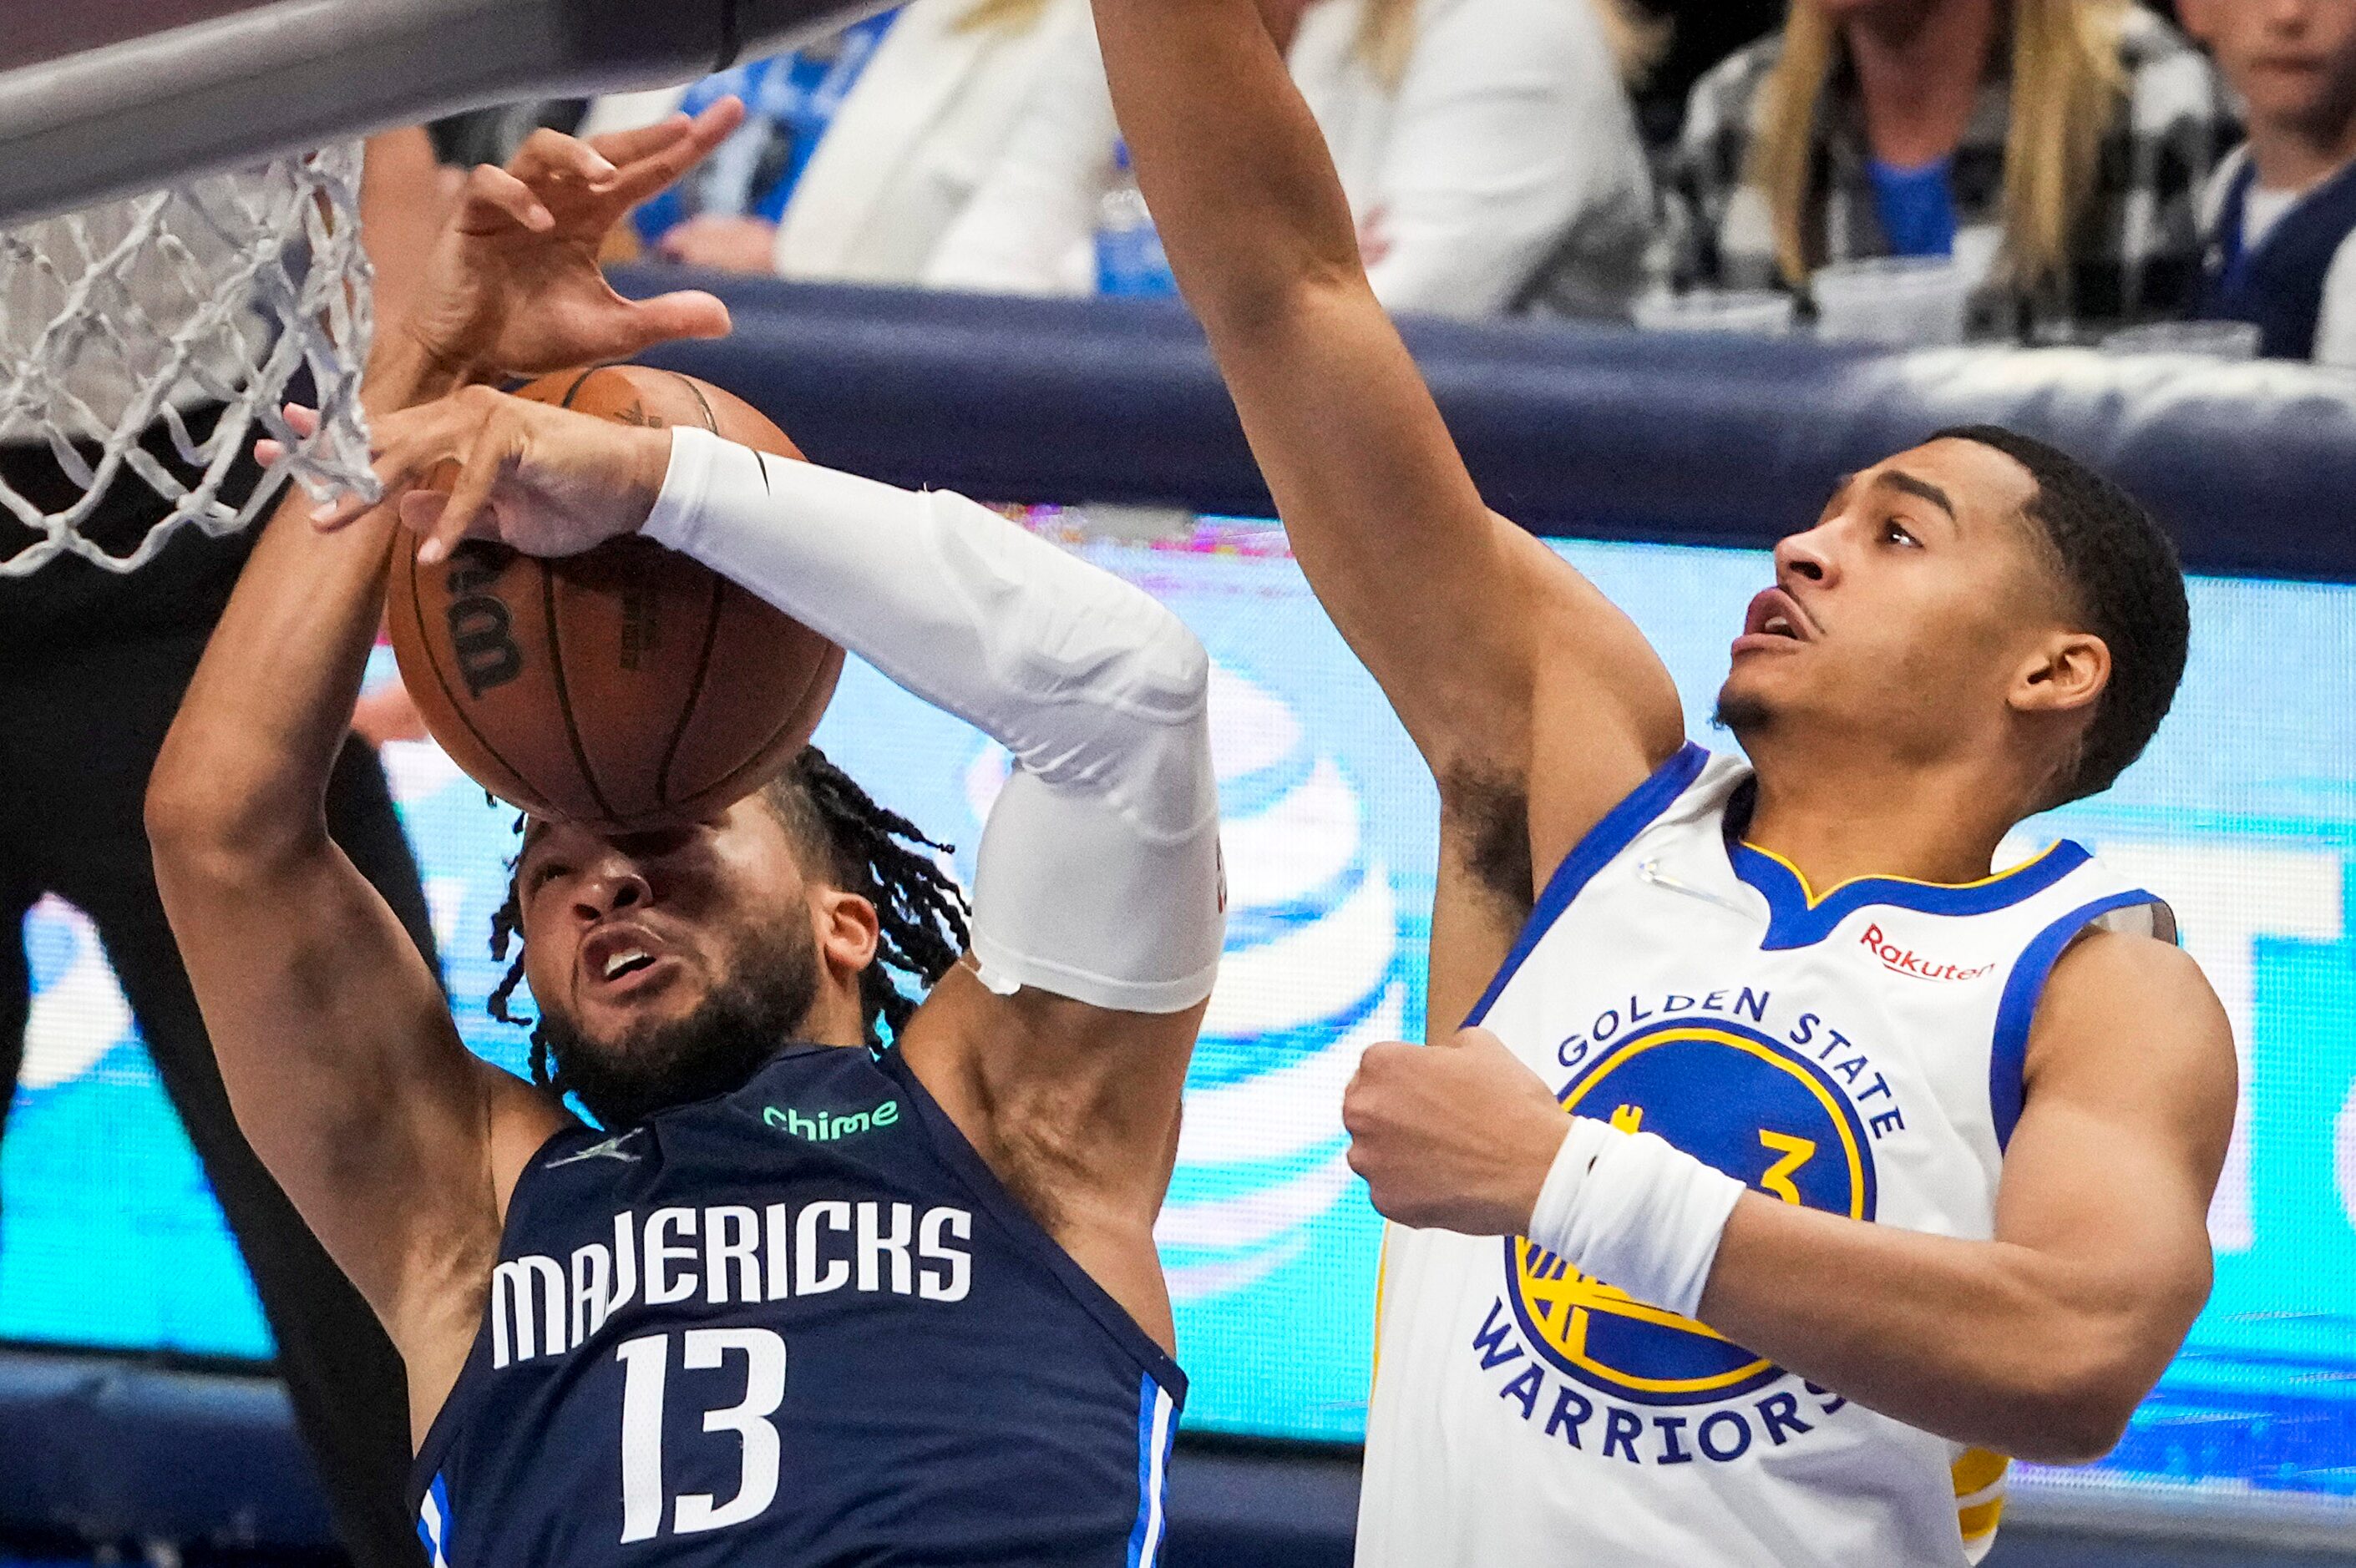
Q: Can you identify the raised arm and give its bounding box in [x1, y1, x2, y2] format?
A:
[146, 352, 552, 1438]
[323, 390, 1223, 1349]
[1089, 0, 1682, 885]
[145, 109, 743, 1438]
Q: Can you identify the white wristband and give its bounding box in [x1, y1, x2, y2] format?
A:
[1525, 1115, 1746, 1321]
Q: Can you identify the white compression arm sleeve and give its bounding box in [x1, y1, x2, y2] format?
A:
[642, 426, 1223, 1014]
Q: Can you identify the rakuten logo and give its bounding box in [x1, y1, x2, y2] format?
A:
[1859, 923, 1996, 983]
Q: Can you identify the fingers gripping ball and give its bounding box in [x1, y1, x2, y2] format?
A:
[386, 365, 843, 831]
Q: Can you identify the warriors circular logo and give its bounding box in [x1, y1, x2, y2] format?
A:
[1503, 1019, 1877, 1406]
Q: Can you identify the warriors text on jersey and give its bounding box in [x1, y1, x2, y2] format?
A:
[412, 1042, 1183, 1566]
[1359, 746, 2173, 1568]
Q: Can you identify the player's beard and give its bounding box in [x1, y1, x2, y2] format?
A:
[1713, 685, 1773, 738]
[538, 907, 824, 1130]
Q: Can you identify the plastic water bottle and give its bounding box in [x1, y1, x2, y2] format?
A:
[1096, 141, 1178, 298]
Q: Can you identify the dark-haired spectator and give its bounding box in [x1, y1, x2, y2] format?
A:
[2182, 0, 2356, 367]
[1629, 0, 2237, 341]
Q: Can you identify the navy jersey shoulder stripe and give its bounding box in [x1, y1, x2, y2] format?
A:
[1125, 1371, 1178, 1566]
[416, 1470, 453, 1568]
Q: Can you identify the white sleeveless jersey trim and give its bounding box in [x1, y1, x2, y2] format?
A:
[1360, 745, 2170, 1568]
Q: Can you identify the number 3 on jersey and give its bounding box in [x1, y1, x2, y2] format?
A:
[616, 1328, 788, 1544]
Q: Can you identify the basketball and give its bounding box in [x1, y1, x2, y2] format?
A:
[385, 364, 843, 832]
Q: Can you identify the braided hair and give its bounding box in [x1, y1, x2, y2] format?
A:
[487, 746, 972, 1090]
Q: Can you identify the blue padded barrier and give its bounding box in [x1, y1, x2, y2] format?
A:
[8, 1353, 2356, 1564]
[621, 272, 2356, 581]
[0, 1350, 332, 1550]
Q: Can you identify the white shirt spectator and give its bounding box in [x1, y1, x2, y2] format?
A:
[583, 0, 1094, 286]
[928, 0, 1654, 318]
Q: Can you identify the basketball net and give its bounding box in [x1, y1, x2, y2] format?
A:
[0, 141, 380, 577]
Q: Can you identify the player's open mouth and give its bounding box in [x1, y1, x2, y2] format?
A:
[1734, 587, 1812, 655]
[581, 927, 679, 998]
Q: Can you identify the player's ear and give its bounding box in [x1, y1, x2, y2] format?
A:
[812, 888, 880, 981]
[2010, 630, 2109, 719]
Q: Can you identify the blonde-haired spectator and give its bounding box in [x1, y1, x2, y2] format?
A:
[593, 0, 1094, 285]
[930, 0, 1662, 320]
[1641, 0, 2237, 340]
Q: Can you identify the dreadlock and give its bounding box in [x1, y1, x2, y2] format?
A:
[486, 745, 973, 1094]
[758, 746, 972, 1044]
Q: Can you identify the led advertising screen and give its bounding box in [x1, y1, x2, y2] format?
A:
[6, 525, 2353, 1514]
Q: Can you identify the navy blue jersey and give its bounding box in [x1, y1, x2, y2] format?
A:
[411, 1043, 1184, 1566]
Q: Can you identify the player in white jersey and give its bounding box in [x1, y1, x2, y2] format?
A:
[1085, 0, 2237, 1561]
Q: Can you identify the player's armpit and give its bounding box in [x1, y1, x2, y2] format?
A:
[900, 966, 1207, 1353]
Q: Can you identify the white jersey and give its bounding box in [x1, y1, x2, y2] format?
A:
[1359, 746, 2172, 1568]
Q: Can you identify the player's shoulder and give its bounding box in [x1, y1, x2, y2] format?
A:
[2034, 925, 2230, 1067]
[2047, 922, 2209, 998]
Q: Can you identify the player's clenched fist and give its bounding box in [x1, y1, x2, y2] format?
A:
[1341, 1027, 1573, 1237]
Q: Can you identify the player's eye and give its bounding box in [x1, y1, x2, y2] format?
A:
[528, 862, 570, 893]
[1882, 518, 1921, 549]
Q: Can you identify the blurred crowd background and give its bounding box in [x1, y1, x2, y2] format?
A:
[398, 0, 2355, 363]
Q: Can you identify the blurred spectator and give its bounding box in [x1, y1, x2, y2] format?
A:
[2181, 0, 2356, 366]
[929, 0, 1663, 320]
[1619, 2, 2187, 152]
[590, 0, 1091, 285]
[1643, 0, 2237, 340]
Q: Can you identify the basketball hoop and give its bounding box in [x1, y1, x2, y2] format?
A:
[0, 141, 378, 577]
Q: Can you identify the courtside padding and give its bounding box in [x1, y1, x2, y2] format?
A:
[621, 275, 2356, 583]
[7, 290, 2356, 1560]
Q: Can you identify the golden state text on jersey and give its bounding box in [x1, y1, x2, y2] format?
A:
[1359, 746, 2173, 1568]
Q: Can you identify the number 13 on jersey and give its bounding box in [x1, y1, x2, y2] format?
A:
[616, 1328, 789, 1544]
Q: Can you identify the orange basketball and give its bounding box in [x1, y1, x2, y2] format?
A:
[386, 364, 843, 832]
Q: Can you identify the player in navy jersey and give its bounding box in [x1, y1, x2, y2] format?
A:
[147, 107, 1221, 1565]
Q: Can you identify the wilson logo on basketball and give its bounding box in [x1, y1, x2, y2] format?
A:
[443, 544, 524, 700]
[1858, 924, 1995, 983]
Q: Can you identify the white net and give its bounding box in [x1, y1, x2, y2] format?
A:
[0, 141, 378, 577]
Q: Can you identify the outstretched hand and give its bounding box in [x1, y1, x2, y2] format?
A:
[398, 101, 748, 384]
[287, 390, 672, 563]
